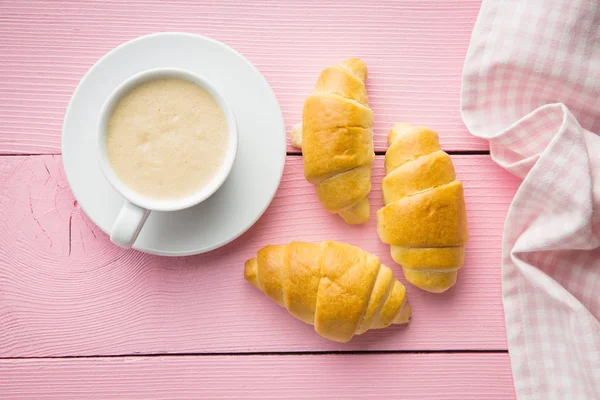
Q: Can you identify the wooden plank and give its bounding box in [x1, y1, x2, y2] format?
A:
[0, 155, 519, 357]
[0, 0, 487, 155]
[0, 353, 515, 399]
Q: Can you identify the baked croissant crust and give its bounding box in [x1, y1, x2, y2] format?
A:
[291, 58, 375, 224]
[377, 123, 469, 293]
[245, 240, 411, 342]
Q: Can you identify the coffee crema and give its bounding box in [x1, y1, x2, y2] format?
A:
[106, 78, 228, 200]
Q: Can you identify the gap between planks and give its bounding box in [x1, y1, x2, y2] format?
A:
[0, 349, 509, 361]
[0, 150, 492, 157]
[293, 150, 492, 156]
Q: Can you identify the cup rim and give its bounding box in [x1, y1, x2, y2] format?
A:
[96, 67, 238, 212]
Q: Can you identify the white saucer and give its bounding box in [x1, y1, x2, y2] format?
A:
[62, 33, 286, 256]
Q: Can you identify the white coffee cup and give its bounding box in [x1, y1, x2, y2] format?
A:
[96, 68, 238, 248]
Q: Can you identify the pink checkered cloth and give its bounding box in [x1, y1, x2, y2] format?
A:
[461, 0, 600, 398]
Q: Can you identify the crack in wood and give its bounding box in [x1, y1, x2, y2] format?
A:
[28, 188, 52, 248]
[67, 214, 72, 256]
[42, 159, 51, 185]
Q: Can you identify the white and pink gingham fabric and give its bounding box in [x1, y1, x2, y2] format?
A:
[461, 0, 600, 398]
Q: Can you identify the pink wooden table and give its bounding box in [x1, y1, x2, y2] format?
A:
[0, 1, 520, 398]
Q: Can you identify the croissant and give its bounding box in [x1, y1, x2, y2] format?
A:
[377, 123, 469, 293]
[244, 240, 411, 343]
[290, 58, 375, 224]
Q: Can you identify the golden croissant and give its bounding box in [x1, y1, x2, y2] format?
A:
[377, 123, 469, 293]
[244, 241, 411, 343]
[291, 58, 375, 224]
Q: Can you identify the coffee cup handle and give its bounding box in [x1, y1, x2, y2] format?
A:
[110, 201, 151, 248]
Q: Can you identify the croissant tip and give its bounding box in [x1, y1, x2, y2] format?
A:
[339, 58, 367, 82]
[419, 285, 453, 294]
[244, 258, 260, 289]
[290, 123, 302, 149]
[392, 301, 412, 325]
